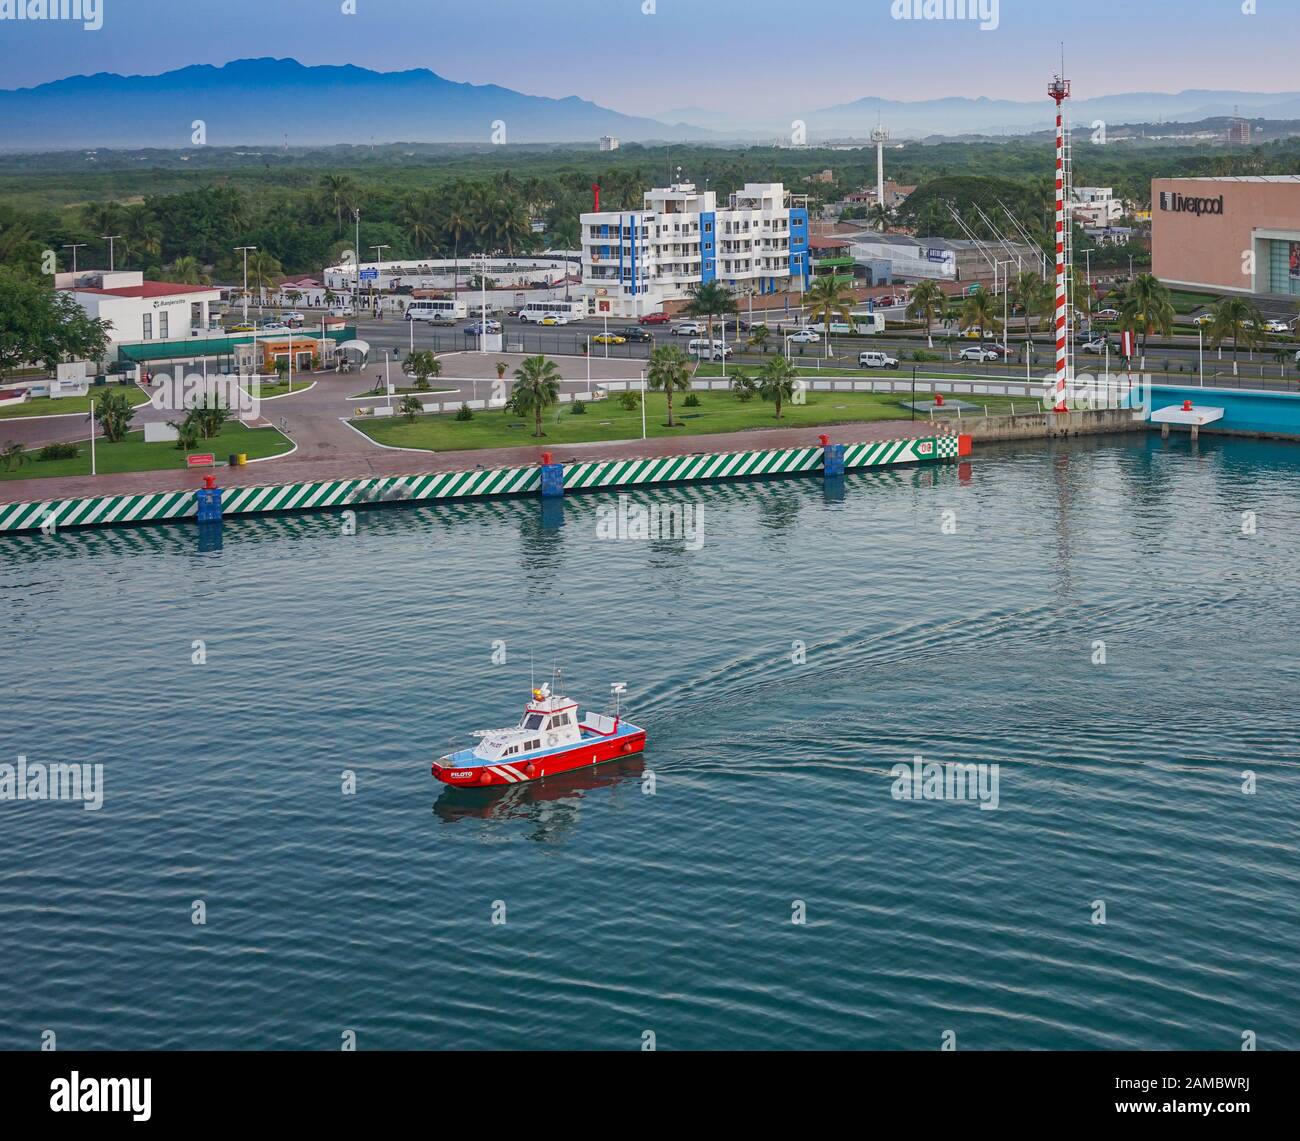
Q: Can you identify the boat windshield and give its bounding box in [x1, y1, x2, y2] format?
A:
[522, 713, 544, 729]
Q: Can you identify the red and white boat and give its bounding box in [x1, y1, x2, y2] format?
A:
[431, 677, 646, 788]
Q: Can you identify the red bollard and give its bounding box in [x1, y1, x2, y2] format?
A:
[541, 451, 553, 465]
[202, 474, 217, 489]
[934, 393, 945, 406]
[1182, 400, 1193, 411]
[818, 434, 829, 447]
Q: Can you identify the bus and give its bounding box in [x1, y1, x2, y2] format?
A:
[518, 299, 588, 323]
[805, 311, 886, 335]
[406, 298, 468, 323]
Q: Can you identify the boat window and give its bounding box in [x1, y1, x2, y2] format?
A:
[523, 713, 543, 729]
[529, 739, 540, 750]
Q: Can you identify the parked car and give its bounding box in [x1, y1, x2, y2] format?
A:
[617, 327, 653, 342]
[639, 312, 671, 325]
[788, 329, 821, 344]
[330, 306, 355, 318]
[672, 322, 704, 336]
[464, 320, 502, 335]
[959, 346, 1000, 362]
[1263, 319, 1291, 335]
[228, 322, 256, 333]
[858, 351, 899, 369]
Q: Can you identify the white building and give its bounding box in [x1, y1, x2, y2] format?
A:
[57, 271, 221, 346]
[580, 181, 811, 318]
[599, 135, 620, 152]
[1072, 187, 1124, 228]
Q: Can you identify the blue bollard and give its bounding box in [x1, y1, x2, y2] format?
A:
[539, 452, 564, 498]
[821, 436, 845, 478]
[196, 482, 223, 523]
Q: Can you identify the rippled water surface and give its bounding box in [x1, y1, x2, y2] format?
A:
[2, 434, 1298, 1050]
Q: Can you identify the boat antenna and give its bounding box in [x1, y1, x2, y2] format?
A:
[529, 652, 534, 695]
[611, 681, 626, 720]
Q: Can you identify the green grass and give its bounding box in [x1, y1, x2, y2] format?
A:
[355, 389, 1034, 453]
[0, 384, 152, 420]
[0, 422, 293, 482]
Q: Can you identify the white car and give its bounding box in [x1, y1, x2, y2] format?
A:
[330, 306, 355, 318]
[959, 346, 999, 362]
[672, 322, 703, 336]
[540, 314, 570, 326]
[260, 322, 290, 333]
[1192, 313, 1215, 326]
[788, 329, 821, 343]
[1263, 319, 1291, 334]
[1081, 338, 1112, 354]
[858, 351, 899, 369]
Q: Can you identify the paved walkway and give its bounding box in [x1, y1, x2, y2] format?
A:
[0, 417, 951, 505]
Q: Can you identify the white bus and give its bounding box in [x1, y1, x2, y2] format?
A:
[805, 311, 886, 335]
[406, 298, 467, 323]
[518, 299, 588, 323]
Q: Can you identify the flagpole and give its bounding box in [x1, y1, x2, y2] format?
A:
[89, 398, 96, 476]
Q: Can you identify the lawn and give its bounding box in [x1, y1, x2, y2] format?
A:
[0, 422, 294, 482]
[355, 389, 1036, 453]
[0, 384, 152, 420]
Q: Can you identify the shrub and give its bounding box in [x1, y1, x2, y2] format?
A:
[37, 442, 80, 461]
[619, 390, 641, 411]
[571, 399, 587, 415]
[455, 402, 474, 421]
[683, 392, 701, 407]
[912, 350, 943, 362]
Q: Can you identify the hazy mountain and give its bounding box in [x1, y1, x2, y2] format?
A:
[803, 89, 1300, 139]
[0, 58, 715, 150]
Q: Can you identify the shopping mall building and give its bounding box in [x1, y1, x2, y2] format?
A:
[1151, 176, 1300, 299]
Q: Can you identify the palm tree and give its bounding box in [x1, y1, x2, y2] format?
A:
[960, 286, 1002, 342]
[166, 256, 210, 285]
[121, 205, 161, 266]
[399, 395, 422, 423]
[906, 279, 945, 348]
[246, 250, 283, 303]
[646, 344, 691, 427]
[868, 203, 890, 232]
[441, 191, 476, 292]
[402, 350, 442, 391]
[1119, 273, 1175, 355]
[757, 355, 799, 420]
[509, 355, 562, 437]
[1208, 296, 1264, 373]
[683, 281, 737, 361]
[1, 441, 26, 472]
[80, 202, 122, 246]
[399, 192, 439, 255]
[803, 277, 856, 358]
[747, 324, 771, 355]
[320, 174, 358, 235]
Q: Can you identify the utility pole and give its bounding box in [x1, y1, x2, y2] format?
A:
[235, 246, 257, 322]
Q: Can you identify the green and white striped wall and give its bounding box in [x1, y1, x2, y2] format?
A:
[0, 435, 958, 535]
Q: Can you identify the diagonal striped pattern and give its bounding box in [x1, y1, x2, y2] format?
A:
[0, 437, 956, 535]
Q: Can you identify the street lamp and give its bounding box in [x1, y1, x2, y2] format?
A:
[370, 244, 390, 317]
[102, 235, 121, 272]
[235, 246, 257, 322]
[63, 243, 86, 275]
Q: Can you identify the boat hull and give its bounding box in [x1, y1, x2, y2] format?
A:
[432, 726, 647, 787]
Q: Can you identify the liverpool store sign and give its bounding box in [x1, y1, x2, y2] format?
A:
[1159, 191, 1225, 217]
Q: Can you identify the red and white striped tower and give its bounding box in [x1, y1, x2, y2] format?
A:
[1048, 73, 1071, 412]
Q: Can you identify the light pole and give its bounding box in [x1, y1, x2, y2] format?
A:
[235, 246, 257, 322]
[353, 208, 362, 308]
[640, 368, 647, 440]
[384, 350, 392, 410]
[1198, 325, 1204, 387]
[63, 243, 86, 275]
[370, 245, 390, 317]
[479, 253, 489, 354]
[102, 235, 121, 272]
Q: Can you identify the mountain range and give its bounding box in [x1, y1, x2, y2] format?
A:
[1, 58, 1298, 150]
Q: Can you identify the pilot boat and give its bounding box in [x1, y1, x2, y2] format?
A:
[431, 676, 646, 788]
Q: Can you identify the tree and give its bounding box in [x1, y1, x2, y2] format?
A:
[0, 267, 111, 377]
[402, 350, 442, 392]
[729, 369, 757, 401]
[166, 256, 210, 285]
[1, 441, 26, 472]
[747, 324, 770, 355]
[508, 355, 561, 437]
[906, 280, 946, 348]
[179, 394, 229, 440]
[757, 355, 799, 420]
[646, 344, 691, 427]
[804, 277, 856, 358]
[121, 205, 162, 266]
[247, 250, 284, 302]
[683, 281, 737, 362]
[94, 388, 135, 443]
[1119, 273, 1175, 355]
[869, 203, 890, 232]
[320, 174, 358, 235]
[1208, 296, 1264, 371]
[960, 285, 1002, 341]
[399, 395, 423, 422]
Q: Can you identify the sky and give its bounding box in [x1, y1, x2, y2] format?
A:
[0, 0, 1294, 114]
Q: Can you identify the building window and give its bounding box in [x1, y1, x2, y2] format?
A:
[142, 313, 152, 340]
[159, 311, 169, 339]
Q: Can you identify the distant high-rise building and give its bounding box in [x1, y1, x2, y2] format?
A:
[599, 135, 620, 152]
[1228, 119, 1251, 145]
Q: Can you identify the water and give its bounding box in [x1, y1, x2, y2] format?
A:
[2, 433, 1298, 1051]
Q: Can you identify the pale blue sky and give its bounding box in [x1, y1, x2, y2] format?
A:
[0, 0, 1292, 112]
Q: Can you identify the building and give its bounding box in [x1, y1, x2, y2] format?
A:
[1228, 119, 1251, 146]
[599, 135, 620, 152]
[1072, 187, 1123, 228]
[802, 169, 834, 184]
[845, 181, 916, 210]
[57, 271, 221, 346]
[580, 181, 810, 318]
[841, 232, 1041, 286]
[1152, 176, 1300, 298]
[808, 236, 856, 286]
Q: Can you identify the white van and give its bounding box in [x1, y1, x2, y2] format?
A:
[688, 339, 732, 360]
[858, 350, 899, 369]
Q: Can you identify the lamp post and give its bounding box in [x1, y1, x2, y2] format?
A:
[1199, 325, 1204, 387]
[370, 245, 390, 318]
[235, 246, 257, 323]
[63, 243, 86, 275]
[102, 235, 121, 272]
[352, 208, 362, 308]
[640, 368, 647, 440]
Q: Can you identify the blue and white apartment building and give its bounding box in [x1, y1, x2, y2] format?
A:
[581, 182, 810, 317]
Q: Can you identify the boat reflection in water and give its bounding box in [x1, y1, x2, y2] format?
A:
[433, 755, 646, 841]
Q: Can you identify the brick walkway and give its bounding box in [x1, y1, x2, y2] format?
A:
[0, 419, 951, 505]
